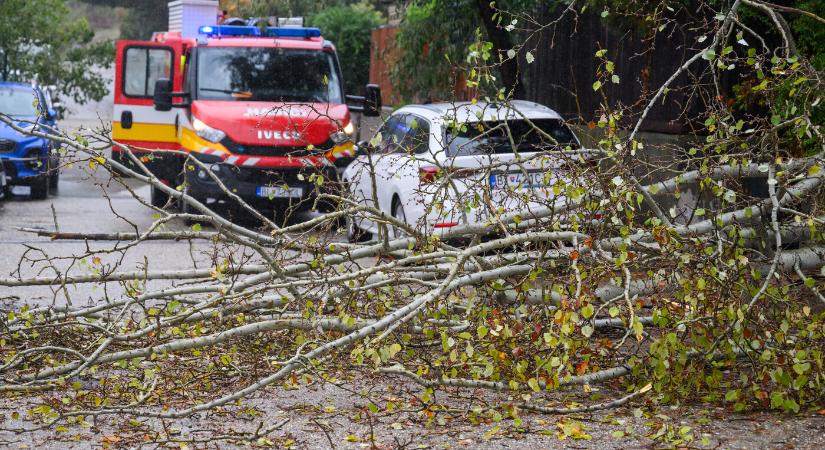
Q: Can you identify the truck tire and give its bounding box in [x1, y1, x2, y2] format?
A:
[346, 215, 371, 243]
[150, 183, 170, 208]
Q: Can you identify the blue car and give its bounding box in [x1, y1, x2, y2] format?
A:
[0, 82, 60, 199]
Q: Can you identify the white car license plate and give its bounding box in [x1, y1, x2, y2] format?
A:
[256, 185, 303, 199]
[489, 172, 547, 190]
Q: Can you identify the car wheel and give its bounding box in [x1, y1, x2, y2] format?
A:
[30, 175, 49, 199]
[49, 167, 59, 191]
[390, 198, 408, 239]
[346, 214, 371, 243]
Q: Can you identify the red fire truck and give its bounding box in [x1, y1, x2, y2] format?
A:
[112, 21, 380, 217]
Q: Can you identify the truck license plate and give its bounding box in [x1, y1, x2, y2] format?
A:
[256, 185, 304, 199]
[489, 172, 548, 190]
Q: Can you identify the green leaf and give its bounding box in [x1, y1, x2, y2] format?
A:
[582, 304, 594, 319]
[592, 80, 602, 91]
[702, 49, 716, 61]
[477, 324, 488, 339]
[527, 377, 540, 392]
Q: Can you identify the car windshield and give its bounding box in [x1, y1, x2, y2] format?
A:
[446, 118, 579, 157]
[196, 47, 343, 103]
[0, 87, 38, 117]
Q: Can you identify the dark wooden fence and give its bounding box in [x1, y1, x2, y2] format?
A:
[522, 5, 711, 133]
[371, 4, 715, 134]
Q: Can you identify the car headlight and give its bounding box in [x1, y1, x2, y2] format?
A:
[343, 121, 355, 135]
[192, 117, 226, 143]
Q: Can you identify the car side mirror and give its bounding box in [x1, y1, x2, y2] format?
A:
[153, 79, 173, 111]
[363, 84, 381, 117]
[45, 108, 58, 120]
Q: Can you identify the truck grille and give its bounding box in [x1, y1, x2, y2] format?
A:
[0, 139, 16, 153]
[220, 138, 334, 157]
[231, 166, 322, 186]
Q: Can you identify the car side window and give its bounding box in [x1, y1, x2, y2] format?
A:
[404, 115, 430, 154]
[375, 114, 406, 154]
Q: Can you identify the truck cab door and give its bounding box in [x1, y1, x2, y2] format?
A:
[113, 39, 183, 179]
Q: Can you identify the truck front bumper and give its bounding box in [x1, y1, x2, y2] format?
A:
[184, 157, 341, 211]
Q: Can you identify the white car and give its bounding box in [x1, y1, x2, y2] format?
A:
[342, 101, 594, 242]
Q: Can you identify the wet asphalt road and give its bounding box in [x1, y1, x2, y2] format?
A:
[0, 161, 205, 307]
[0, 113, 380, 309]
[0, 157, 325, 308]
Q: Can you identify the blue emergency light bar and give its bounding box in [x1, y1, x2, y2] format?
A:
[198, 25, 321, 38]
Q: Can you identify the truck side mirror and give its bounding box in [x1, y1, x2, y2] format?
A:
[363, 84, 381, 117]
[153, 79, 173, 111]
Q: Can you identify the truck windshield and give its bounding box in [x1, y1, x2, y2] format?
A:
[0, 87, 38, 117]
[196, 47, 343, 103]
[446, 119, 579, 157]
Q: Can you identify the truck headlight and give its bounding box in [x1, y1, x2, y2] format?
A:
[330, 121, 355, 145]
[330, 131, 348, 145]
[192, 117, 226, 143]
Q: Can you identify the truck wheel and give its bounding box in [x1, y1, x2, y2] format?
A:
[346, 215, 371, 243]
[150, 183, 170, 208]
[30, 175, 49, 199]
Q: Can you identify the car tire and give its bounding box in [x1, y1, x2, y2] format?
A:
[49, 167, 59, 191]
[390, 198, 408, 239]
[346, 214, 371, 243]
[30, 175, 49, 200]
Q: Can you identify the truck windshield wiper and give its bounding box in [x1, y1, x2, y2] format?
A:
[200, 88, 253, 99]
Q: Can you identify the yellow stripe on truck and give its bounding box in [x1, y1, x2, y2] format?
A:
[180, 127, 230, 154]
[113, 122, 178, 143]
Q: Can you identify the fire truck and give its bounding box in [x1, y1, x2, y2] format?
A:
[112, 8, 380, 217]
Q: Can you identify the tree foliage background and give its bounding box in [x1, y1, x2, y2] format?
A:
[0, 0, 113, 107]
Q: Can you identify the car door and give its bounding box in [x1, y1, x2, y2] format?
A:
[346, 113, 408, 233]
